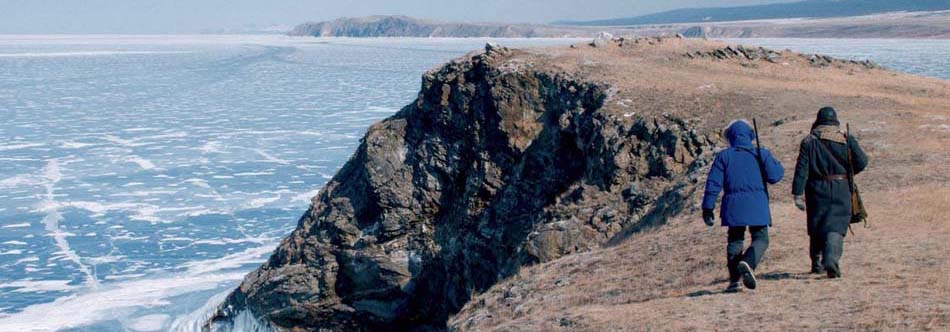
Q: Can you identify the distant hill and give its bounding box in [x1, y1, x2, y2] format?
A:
[558, 0, 950, 26]
[288, 15, 594, 38]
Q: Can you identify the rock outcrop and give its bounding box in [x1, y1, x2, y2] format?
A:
[207, 42, 717, 332]
[685, 45, 786, 63]
[685, 45, 882, 69]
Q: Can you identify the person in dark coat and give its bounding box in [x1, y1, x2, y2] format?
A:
[702, 119, 784, 292]
[792, 107, 868, 278]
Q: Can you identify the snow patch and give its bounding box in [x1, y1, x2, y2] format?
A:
[125, 156, 157, 170]
[0, 246, 275, 332]
[0, 143, 44, 151]
[127, 314, 170, 332]
[0, 280, 78, 293]
[291, 189, 320, 204]
[245, 196, 280, 209]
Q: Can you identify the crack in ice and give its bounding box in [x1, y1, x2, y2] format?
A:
[38, 159, 100, 289]
[250, 148, 289, 165]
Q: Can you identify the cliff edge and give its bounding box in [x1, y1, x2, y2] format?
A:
[208, 38, 950, 332]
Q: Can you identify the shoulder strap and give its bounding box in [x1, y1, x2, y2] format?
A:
[815, 136, 856, 196]
[815, 137, 850, 170]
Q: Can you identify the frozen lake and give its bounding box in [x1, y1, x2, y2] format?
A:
[0, 35, 947, 332]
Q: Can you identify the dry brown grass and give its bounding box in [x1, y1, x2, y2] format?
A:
[448, 39, 950, 332]
[451, 188, 950, 332]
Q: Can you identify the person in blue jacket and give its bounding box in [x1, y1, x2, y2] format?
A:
[702, 119, 784, 292]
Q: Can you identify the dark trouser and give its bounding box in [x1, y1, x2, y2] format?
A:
[727, 226, 769, 283]
[809, 232, 844, 275]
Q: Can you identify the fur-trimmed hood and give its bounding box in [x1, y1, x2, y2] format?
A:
[723, 119, 754, 148]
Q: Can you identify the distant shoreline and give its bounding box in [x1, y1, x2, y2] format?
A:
[289, 12, 950, 39]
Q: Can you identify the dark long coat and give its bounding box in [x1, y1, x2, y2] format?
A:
[792, 129, 868, 236]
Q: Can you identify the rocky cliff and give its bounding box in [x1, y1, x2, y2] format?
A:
[205, 41, 724, 331]
[446, 41, 950, 332]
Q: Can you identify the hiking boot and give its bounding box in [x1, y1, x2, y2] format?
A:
[737, 261, 757, 289]
[826, 267, 842, 279]
[725, 282, 743, 293]
[810, 264, 825, 274]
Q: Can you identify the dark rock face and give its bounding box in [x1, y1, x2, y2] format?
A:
[207, 47, 712, 332]
[681, 26, 707, 38]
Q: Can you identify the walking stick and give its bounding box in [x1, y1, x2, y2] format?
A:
[752, 118, 770, 200]
[845, 123, 870, 229]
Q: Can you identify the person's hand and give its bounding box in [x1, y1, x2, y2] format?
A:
[794, 195, 806, 211]
[702, 209, 715, 226]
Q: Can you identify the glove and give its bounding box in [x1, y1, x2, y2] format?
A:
[702, 209, 715, 226]
[794, 195, 806, 211]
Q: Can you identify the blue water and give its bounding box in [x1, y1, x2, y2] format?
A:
[0, 35, 947, 332]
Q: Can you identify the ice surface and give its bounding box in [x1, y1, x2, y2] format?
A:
[0, 51, 192, 58]
[723, 38, 950, 79]
[0, 246, 273, 332]
[0, 143, 45, 151]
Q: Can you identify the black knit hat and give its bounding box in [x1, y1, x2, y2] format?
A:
[812, 106, 840, 129]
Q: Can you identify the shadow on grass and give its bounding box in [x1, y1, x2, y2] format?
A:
[685, 288, 749, 297]
[707, 271, 814, 285]
[759, 271, 814, 280]
[688, 271, 816, 297]
[686, 289, 720, 297]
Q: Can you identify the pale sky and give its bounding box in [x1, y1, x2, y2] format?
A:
[0, 0, 798, 34]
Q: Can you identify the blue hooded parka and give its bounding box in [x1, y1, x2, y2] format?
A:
[702, 120, 784, 227]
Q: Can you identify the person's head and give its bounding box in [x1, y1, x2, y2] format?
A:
[723, 119, 754, 148]
[811, 106, 840, 129]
